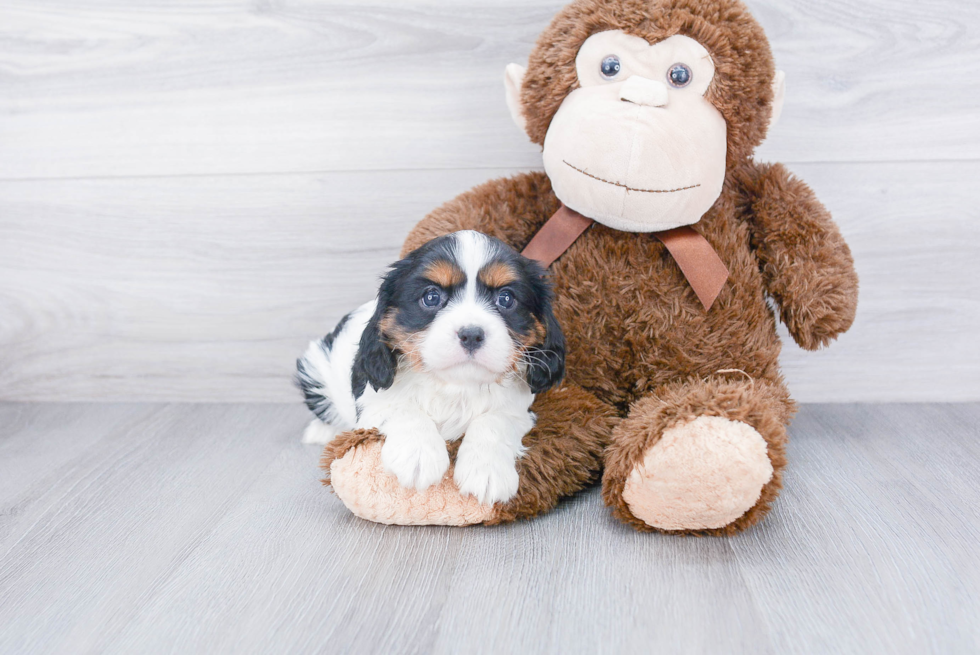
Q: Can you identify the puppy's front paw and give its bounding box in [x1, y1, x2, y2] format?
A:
[453, 444, 520, 505]
[380, 436, 450, 492]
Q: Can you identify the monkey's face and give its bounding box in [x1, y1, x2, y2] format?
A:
[523, 32, 729, 233]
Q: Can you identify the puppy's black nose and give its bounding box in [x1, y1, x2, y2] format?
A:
[457, 326, 485, 353]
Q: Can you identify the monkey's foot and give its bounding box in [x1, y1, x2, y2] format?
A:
[621, 416, 773, 531]
[321, 430, 494, 526]
[602, 378, 793, 535]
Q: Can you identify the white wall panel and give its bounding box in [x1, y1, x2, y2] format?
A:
[0, 0, 977, 401]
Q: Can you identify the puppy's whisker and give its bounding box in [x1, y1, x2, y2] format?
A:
[519, 351, 552, 371]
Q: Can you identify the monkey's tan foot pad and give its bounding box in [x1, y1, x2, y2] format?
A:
[323, 437, 495, 526]
[622, 416, 773, 531]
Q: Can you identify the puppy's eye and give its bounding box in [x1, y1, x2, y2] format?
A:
[667, 63, 693, 88]
[600, 55, 622, 80]
[496, 288, 516, 310]
[421, 287, 443, 308]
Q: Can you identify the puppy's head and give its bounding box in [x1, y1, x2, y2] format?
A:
[352, 230, 565, 396]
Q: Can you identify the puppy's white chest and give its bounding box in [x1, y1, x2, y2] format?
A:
[416, 379, 509, 441]
[357, 369, 533, 443]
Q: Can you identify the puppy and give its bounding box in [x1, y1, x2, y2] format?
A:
[297, 230, 565, 505]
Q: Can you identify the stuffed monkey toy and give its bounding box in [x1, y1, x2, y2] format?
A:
[320, 0, 858, 534]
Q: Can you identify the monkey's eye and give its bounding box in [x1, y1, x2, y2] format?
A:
[600, 55, 622, 80]
[496, 288, 516, 310]
[667, 63, 693, 88]
[421, 287, 443, 309]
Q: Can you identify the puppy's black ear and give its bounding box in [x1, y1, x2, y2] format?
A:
[524, 263, 566, 394]
[351, 288, 398, 398]
[526, 307, 566, 394]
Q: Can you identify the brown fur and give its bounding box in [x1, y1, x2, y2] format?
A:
[396, 162, 855, 532]
[492, 383, 620, 523]
[601, 374, 795, 535]
[320, 428, 384, 487]
[379, 311, 426, 370]
[328, 0, 858, 534]
[424, 260, 465, 288]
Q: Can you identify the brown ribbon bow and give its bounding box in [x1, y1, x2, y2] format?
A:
[521, 204, 729, 310]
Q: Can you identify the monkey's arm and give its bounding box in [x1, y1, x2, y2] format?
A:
[401, 171, 558, 256]
[743, 162, 859, 351]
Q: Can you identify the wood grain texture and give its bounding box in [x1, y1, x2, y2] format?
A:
[0, 402, 977, 654]
[0, 403, 301, 654]
[0, 167, 513, 401]
[0, 0, 978, 181]
[0, 0, 977, 402]
[1, 162, 977, 402]
[733, 404, 980, 654]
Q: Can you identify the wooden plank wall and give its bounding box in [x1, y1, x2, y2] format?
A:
[1, 0, 977, 403]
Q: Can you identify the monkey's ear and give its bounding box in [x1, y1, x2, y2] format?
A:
[769, 70, 786, 131]
[504, 63, 528, 134]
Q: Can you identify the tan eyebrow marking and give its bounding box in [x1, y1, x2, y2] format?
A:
[423, 260, 465, 287]
[479, 261, 519, 288]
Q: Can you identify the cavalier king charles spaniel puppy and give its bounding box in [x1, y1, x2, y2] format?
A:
[297, 230, 565, 505]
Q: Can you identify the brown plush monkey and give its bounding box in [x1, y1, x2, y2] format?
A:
[321, 0, 858, 534]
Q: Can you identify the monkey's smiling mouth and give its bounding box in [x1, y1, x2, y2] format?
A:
[563, 161, 701, 194]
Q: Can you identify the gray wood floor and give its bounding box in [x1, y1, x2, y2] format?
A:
[1, 403, 977, 654]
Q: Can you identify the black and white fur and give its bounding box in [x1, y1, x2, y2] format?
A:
[297, 230, 565, 505]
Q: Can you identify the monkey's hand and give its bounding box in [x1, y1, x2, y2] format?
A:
[743, 162, 859, 350]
